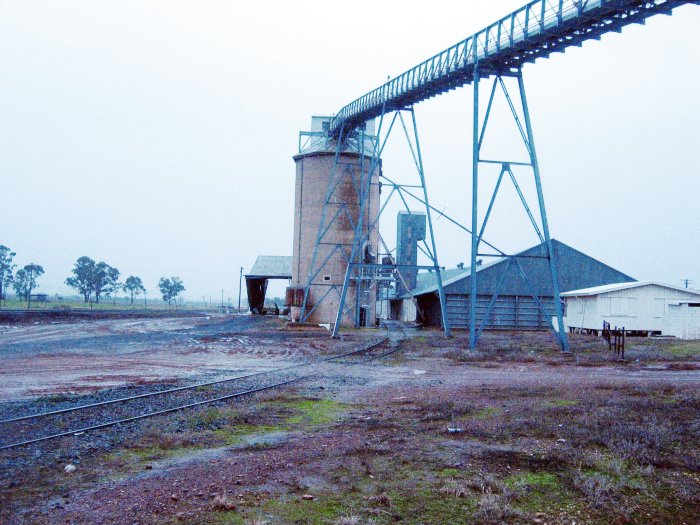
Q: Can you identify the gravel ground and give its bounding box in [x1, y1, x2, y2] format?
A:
[0, 315, 352, 399]
[0, 323, 391, 498]
[2, 317, 699, 524]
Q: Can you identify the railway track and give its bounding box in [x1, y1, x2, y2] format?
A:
[0, 323, 407, 451]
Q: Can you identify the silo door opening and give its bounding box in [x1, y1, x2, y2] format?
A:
[359, 306, 369, 327]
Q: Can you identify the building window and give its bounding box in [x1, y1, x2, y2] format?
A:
[323, 275, 331, 282]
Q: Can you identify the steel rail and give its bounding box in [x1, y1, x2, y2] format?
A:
[0, 378, 302, 451]
[0, 334, 389, 426]
[0, 328, 397, 451]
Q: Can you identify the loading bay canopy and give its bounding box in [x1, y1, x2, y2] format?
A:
[245, 256, 292, 313]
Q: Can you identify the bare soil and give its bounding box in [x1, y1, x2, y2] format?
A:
[1, 317, 699, 524]
[0, 315, 338, 400]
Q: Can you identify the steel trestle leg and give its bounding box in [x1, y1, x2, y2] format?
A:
[469, 68, 480, 350]
[517, 70, 569, 352]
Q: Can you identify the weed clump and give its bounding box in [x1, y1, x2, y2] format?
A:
[473, 492, 524, 523]
[211, 493, 237, 511]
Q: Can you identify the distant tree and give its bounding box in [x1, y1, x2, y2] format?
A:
[0, 245, 16, 303]
[93, 262, 120, 304]
[66, 257, 97, 302]
[123, 276, 146, 305]
[65, 257, 119, 304]
[13, 269, 28, 301]
[158, 277, 185, 306]
[13, 263, 44, 307]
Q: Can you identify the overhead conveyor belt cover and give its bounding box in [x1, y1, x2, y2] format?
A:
[329, 0, 698, 134]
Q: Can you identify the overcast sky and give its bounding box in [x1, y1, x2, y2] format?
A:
[1, 1, 699, 303]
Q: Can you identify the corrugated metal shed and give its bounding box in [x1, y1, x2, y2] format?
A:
[562, 281, 700, 334]
[410, 240, 635, 330]
[246, 256, 292, 279]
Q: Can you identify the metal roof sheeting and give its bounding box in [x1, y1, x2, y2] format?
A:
[409, 260, 502, 298]
[246, 256, 292, 279]
[561, 281, 700, 298]
[409, 239, 635, 298]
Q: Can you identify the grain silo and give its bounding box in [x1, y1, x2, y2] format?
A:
[288, 116, 381, 327]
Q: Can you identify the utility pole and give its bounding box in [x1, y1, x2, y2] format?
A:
[144, 289, 147, 309]
[238, 267, 243, 314]
[221, 289, 224, 309]
[682, 278, 692, 289]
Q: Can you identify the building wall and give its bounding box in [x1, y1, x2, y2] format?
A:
[290, 150, 380, 326]
[378, 298, 417, 324]
[560, 296, 599, 330]
[445, 294, 555, 330]
[668, 303, 700, 340]
[563, 285, 700, 333]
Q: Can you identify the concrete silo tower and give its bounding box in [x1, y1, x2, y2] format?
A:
[288, 116, 381, 328]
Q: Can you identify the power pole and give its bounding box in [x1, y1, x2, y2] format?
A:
[682, 278, 692, 289]
[238, 267, 243, 313]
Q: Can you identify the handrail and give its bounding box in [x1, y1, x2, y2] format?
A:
[329, 0, 696, 134]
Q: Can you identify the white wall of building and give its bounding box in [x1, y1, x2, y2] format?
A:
[562, 283, 700, 334]
[668, 303, 700, 340]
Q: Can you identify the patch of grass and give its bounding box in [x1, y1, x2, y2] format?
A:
[257, 484, 478, 524]
[212, 510, 247, 524]
[263, 494, 348, 523]
[191, 407, 229, 428]
[212, 424, 281, 445]
[272, 398, 347, 427]
[107, 443, 192, 468]
[664, 343, 700, 358]
[505, 471, 582, 517]
[543, 399, 578, 407]
[437, 467, 460, 478]
[474, 406, 501, 419]
[505, 471, 560, 489]
[389, 486, 478, 522]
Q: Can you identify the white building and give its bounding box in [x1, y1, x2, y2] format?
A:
[561, 281, 700, 337]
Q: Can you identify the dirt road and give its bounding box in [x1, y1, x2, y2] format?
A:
[0, 315, 335, 400]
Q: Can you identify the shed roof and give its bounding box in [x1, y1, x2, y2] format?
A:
[246, 256, 292, 279]
[409, 258, 504, 297]
[561, 281, 700, 298]
[408, 239, 635, 298]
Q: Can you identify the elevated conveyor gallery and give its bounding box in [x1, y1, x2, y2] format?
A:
[329, 0, 698, 134]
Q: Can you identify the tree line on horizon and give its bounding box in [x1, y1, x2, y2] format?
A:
[0, 245, 185, 307]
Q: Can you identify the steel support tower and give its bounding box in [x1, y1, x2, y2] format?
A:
[304, 0, 698, 349]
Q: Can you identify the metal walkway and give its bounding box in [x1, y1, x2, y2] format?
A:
[329, 0, 697, 134]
